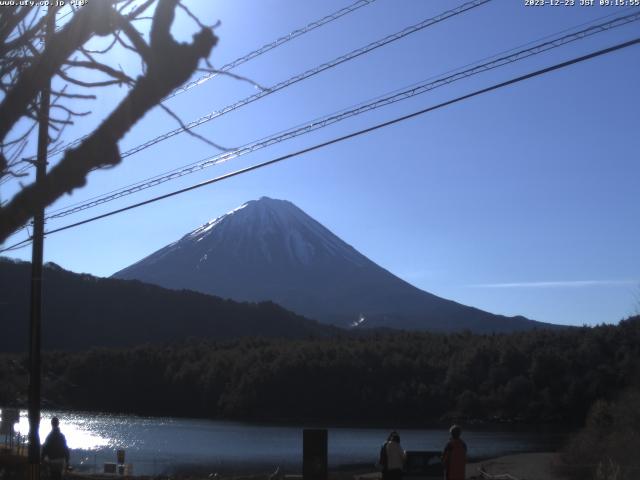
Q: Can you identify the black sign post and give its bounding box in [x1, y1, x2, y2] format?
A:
[303, 429, 327, 480]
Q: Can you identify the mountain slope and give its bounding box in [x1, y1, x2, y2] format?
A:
[0, 258, 337, 352]
[113, 197, 552, 332]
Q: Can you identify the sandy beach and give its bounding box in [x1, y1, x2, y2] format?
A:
[466, 452, 569, 479]
[352, 452, 569, 480]
[467, 452, 567, 480]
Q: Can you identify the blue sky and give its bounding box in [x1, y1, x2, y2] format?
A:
[2, 0, 639, 326]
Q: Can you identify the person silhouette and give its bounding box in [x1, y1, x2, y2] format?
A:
[379, 431, 406, 480]
[41, 417, 70, 480]
[442, 425, 466, 480]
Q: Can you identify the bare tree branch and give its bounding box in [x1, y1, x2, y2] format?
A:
[50, 103, 91, 117]
[56, 69, 124, 88]
[0, 1, 119, 140]
[0, 10, 46, 56]
[0, 7, 35, 47]
[0, 0, 218, 243]
[197, 67, 269, 91]
[113, 12, 153, 63]
[177, 2, 218, 31]
[124, 0, 156, 19]
[62, 60, 135, 85]
[50, 90, 97, 100]
[159, 102, 229, 152]
[81, 35, 119, 55]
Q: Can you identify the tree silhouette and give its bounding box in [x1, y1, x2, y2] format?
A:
[0, 0, 218, 243]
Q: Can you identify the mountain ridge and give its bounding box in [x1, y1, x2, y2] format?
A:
[0, 257, 338, 352]
[114, 197, 555, 333]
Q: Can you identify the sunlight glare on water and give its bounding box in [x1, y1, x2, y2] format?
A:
[14, 410, 112, 450]
[3, 409, 566, 475]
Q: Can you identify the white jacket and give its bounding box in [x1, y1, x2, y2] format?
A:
[385, 441, 405, 470]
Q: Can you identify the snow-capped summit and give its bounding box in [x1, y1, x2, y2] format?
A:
[113, 197, 547, 332]
[178, 197, 367, 268]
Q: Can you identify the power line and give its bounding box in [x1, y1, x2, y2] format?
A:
[0, 237, 33, 253]
[1, 0, 379, 184]
[43, 11, 640, 221]
[42, 0, 379, 159]
[112, 0, 491, 161]
[39, 0, 495, 217]
[166, 0, 378, 100]
[3, 35, 637, 254]
[0, 0, 488, 192]
[39, 8, 640, 216]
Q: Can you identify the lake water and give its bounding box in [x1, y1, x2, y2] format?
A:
[8, 409, 566, 475]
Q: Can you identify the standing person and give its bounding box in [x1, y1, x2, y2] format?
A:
[379, 431, 405, 480]
[442, 425, 466, 480]
[41, 417, 70, 480]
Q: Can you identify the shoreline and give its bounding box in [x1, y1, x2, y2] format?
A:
[145, 452, 571, 480]
[340, 452, 570, 480]
[2, 450, 572, 480]
[468, 452, 569, 480]
[4, 404, 574, 435]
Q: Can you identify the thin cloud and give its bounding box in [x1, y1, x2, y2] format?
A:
[468, 280, 638, 288]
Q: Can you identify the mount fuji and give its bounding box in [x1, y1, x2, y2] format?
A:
[113, 197, 549, 332]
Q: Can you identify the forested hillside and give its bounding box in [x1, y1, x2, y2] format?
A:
[2, 316, 638, 425]
[0, 258, 337, 352]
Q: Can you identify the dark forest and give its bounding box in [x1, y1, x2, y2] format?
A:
[2, 315, 638, 426]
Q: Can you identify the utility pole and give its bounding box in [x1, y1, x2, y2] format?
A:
[27, 6, 55, 480]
